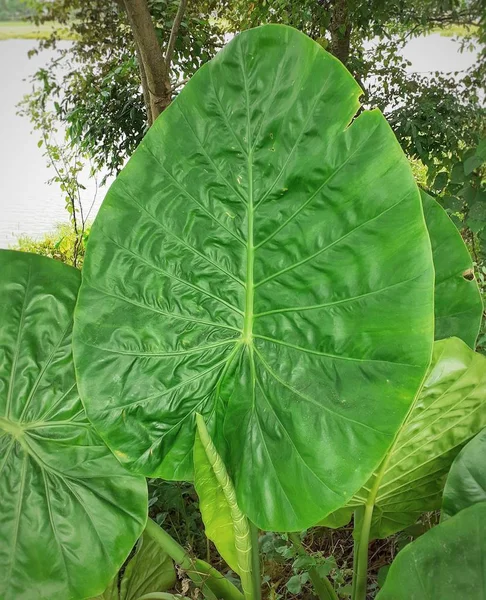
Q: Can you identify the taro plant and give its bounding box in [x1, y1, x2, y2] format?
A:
[0, 249, 244, 600]
[73, 25, 437, 534]
[2, 24, 486, 600]
[0, 251, 147, 600]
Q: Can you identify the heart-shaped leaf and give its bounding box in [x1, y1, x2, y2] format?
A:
[0, 250, 147, 600]
[320, 337, 486, 537]
[73, 25, 434, 530]
[421, 191, 482, 347]
[442, 427, 486, 520]
[377, 503, 486, 600]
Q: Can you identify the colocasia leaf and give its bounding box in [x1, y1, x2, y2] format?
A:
[321, 337, 486, 538]
[442, 427, 486, 520]
[377, 503, 486, 600]
[421, 190, 482, 347]
[0, 251, 147, 600]
[73, 25, 434, 531]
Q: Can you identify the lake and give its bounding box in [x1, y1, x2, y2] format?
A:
[0, 33, 479, 249]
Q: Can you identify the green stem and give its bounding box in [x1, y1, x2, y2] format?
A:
[249, 522, 262, 600]
[288, 533, 338, 600]
[350, 367, 432, 600]
[145, 519, 244, 600]
[351, 504, 374, 600]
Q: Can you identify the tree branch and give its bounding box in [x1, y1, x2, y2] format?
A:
[134, 40, 153, 125]
[165, 0, 188, 72]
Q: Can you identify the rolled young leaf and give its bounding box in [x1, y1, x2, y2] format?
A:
[376, 502, 486, 600]
[442, 427, 486, 520]
[320, 337, 486, 538]
[194, 413, 252, 592]
[0, 250, 148, 600]
[421, 190, 483, 347]
[73, 24, 434, 530]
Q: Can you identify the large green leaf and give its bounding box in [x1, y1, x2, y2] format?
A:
[376, 502, 486, 600]
[73, 24, 434, 530]
[421, 190, 482, 347]
[442, 427, 486, 520]
[321, 337, 486, 537]
[0, 250, 148, 600]
[194, 414, 252, 591]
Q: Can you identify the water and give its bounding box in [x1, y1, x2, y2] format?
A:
[0, 40, 107, 248]
[0, 33, 479, 249]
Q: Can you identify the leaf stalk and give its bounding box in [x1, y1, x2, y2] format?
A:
[145, 519, 244, 600]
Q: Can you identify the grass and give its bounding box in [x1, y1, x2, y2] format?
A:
[0, 20, 73, 40]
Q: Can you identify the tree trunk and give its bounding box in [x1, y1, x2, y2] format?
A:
[122, 0, 172, 120]
[329, 0, 351, 66]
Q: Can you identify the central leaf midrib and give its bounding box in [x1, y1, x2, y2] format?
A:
[243, 153, 254, 343]
[241, 44, 254, 345]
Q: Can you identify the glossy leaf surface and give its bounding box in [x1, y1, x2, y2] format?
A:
[442, 427, 486, 520]
[194, 414, 251, 586]
[73, 25, 434, 530]
[321, 337, 486, 537]
[421, 190, 482, 347]
[0, 250, 147, 600]
[377, 502, 486, 600]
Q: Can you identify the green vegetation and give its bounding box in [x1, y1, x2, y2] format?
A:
[0, 20, 70, 39]
[3, 0, 486, 597]
[0, 0, 30, 21]
[11, 223, 90, 267]
[3, 24, 485, 600]
[433, 23, 479, 37]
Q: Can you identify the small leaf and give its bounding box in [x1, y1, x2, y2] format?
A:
[468, 200, 486, 223]
[442, 428, 486, 520]
[293, 555, 315, 570]
[286, 574, 307, 594]
[315, 558, 335, 578]
[120, 532, 176, 600]
[441, 195, 463, 212]
[421, 191, 482, 347]
[464, 155, 485, 176]
[432, 171, 448, 191]
[450, 162, 465, 184]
